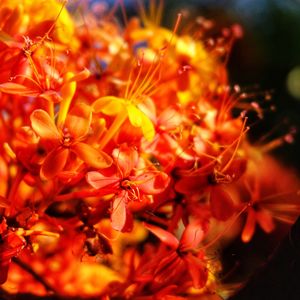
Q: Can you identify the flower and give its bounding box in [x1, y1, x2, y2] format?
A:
[86, 145, 170, 232]
[30, 103, 112, 179]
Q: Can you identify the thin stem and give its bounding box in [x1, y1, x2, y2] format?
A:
[12, 258, 57, 294]
[7, 167, 25, 216]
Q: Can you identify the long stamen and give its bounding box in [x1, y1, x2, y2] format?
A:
[220, 117, 249, 173]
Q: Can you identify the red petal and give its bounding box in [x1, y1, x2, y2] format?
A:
[72, 142, 113, 169]
[210, 187, 236, 221]
[112, 146, 138, 177]
[225, 158, 247, 181]
[30, 109, 60, 141]
[154, 253, 184, 284]
[180, 223, 204, 251]
[86, 171, 119, 190]
[134, 171, 169, 195]
[0, 262, 9, 284]
[175, 175, 209, 195]
[184, 253, 208, 289]
[40, 147, 69, 180]
[144, 223, 179, 250]
[111, 191, 129, 232]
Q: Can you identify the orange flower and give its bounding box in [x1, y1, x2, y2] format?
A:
[30, 103, 112, 179]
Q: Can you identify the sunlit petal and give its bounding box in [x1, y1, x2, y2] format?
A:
[86, 171, 119, 190]
[72, 142, 113, 169]
[30, 109, 60, 141]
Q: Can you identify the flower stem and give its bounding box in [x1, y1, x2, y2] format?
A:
[12, 258, 57, 294]
[7, 167, 25, 216]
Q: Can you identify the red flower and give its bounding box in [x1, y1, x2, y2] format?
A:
[86, 146, 170, 232]
[136, 222, 208, 290]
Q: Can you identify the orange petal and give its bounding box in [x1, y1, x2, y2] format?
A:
[67, 68, 91, 82]
[40, 147, 69, 180]
[65, 103, 92, 139]
[0, 82, 40, 96]
[72, 142, 112, 169]
[39, 90, 63, 103]
[241, 208, 256, 243]
[30, 109, 60, 141]
[256, 209, 275, 234]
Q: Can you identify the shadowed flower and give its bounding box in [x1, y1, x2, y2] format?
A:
[135, 222, 208, 291]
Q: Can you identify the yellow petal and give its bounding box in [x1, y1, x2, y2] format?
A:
[57, 72, 76, 128]
[92, 97, 124, 115]
[127, 104, 142, 127]
[140, 112, 155, 141]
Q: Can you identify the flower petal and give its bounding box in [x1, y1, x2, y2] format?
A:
[184, 253, 208, 289]
[127, 104, 155, 141]
[256, 209, 275, 234]
[112, 146, 138, 177]
[86, 171, 119, 190]
[210, 187, 236, 221]
[127, 104, 142, 127]
[40, 147, 69, 180]
[158, 108, 182, 131]
[134, 171, 169, 195]
[30, 109, 60, 141]
[65, 103, 92, 139]
[0, 82, 40, 96]
[92, 96, 124, 115]
[72, 142, 113, 169]
[0, 262, 9, 284]
[39, 90, 63, 103]
[111, 191, 128, 232]
[241, 208, 256, 243]
[144, 223, 179, 250]
[180, 223, 204, 251]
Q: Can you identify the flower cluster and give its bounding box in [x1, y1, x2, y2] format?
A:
[0, 1, 299, 299]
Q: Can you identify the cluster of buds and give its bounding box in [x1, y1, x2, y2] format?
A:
[0, 0, 299, 299]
